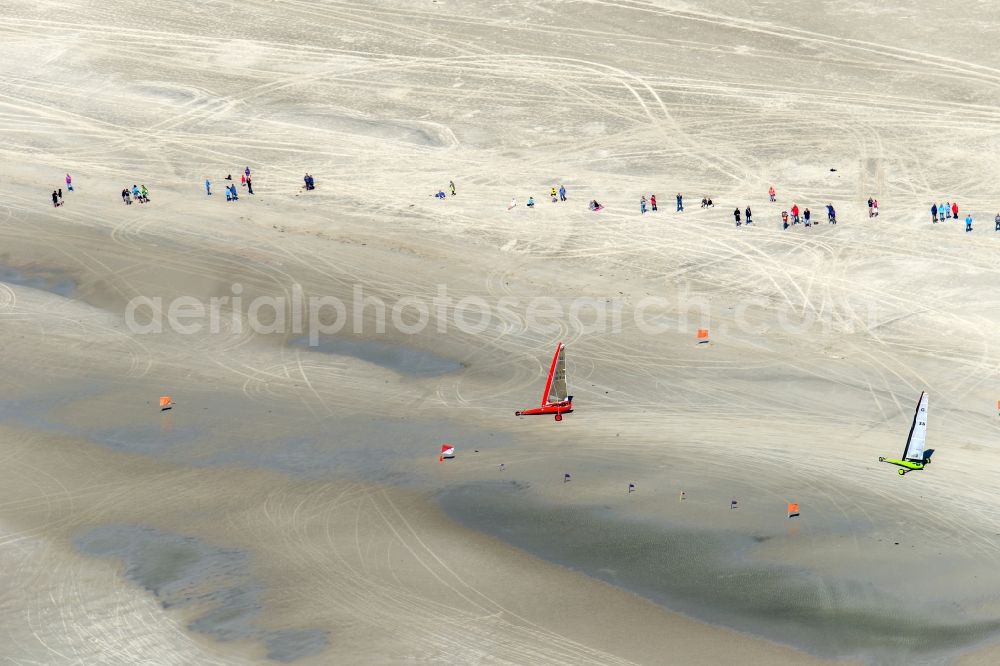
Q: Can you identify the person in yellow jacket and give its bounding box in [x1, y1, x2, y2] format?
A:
[550, 186, 557, 201]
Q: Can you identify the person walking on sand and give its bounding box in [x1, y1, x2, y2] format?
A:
[527, 196, 535, 207]
[931, 203, 937, 223]
[57, 188, 63, 202]
[245, 166, 251, 179]
[246, 176, 253, 195]
[733, 207, 741, 226]
[230, 184, 239, 201]
[782, 210, 789, 229]
[827, 204, 837, 224]
[966, 214, 973, 232]
[121, 188, 131, 205]
[550, 186, 558, 202]
[140, 184, 149, 202]
[205, 179, 212, 196]
[943, 202, 950, 219]
[745, 206, 752, 225]
[65, 173, 73, 192]
[640, 196, 647, 214]
[952, 201, 959, 220]
[791, 203, 800, 224]
[449, 180, 456, 196]
[768, 185, 776, 202]
[995, 213, 1000, 231]
[867, 197, 874, 218]
[676, 193, 683, 212]
[873, 199, 879, 217]
[804, 207, 812, 226]
[650, 194, 657, 211]
[51, 190, 58, 207]
[559, 184, 566, 201]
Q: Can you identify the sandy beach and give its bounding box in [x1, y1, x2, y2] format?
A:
[3, 0, 1000, 663]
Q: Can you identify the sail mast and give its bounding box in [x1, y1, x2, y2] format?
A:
[902, 392, 928, 462]
[540, 342, 563, 406]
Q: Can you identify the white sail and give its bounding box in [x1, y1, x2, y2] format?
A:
[549, 344, 568, 402]
[902, 392, 928, 462]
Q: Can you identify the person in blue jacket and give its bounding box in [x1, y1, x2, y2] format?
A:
[965, 214, 973, 232]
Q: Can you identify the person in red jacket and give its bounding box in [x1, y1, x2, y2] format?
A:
[791, 203, 800, 224]
[768, 185, 776, 202]
[650, 194, 657, 211]
[952, 201, 959, 219]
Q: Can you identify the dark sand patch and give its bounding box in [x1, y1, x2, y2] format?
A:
[0, 264, 76, 297]
[76, 525, 328, 662]
[441, 482, 1000, 664]
[290, 335, 463, 377]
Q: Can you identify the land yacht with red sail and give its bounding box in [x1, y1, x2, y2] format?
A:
[515, 342, 573, 421]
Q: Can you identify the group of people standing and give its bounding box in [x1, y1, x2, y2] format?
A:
[50, 174, 73, 207]
[930, 201, 979, 232]
[781, 202, 836, 229]
[121, 184, 149, 205]
[207, 167, 254, 200]
[866, 196, 880, 218]
[931, 202, 959, 223]
[639, 193, 685, 213]
[518, 184, 567, 209]
[640, 194, 657, 214]
[931, 201, 958, 224]
[734, 206, 752, 226]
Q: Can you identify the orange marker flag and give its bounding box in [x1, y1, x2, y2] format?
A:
[697, 329, 709, 343]
[787, 502, 800, 518]
[159, 396, 173, 411]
